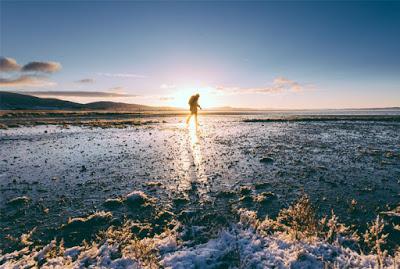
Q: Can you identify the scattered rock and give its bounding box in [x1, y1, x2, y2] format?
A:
[103, 198, 124, 208]
[239, 195, 253, 203]
[260, 157, 274, 164]
[240, 186, 252, 195]
[7, 196, 30, 206]
[61, 211, 112, 231]
[254, 182, 271, 190]
[110, 218, 122, 226]
[146, 181, 162, 188]
[177, 210, 197, 221]
[80, 165, 87, 172]
[60, 211, 113, 245]
[349, 199, 358, 212]
[173, 196, 190, 205]
[381, 205, 400, 218]
[385, 151, 396, 159]
[359, 187, 374, 193]
[316, 165, 328, 171]
[125, 191, 155, 207]
[216, 190, 236, 198]
[254, 192, 275, 203]
[380, 205, 400, 227]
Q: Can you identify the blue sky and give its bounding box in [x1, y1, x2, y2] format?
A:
[0, 1, 399, 108]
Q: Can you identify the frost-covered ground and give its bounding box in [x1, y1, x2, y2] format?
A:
[1, 112, 400, 267]
[1, 208, 399, 268]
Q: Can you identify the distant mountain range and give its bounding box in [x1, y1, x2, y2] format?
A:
[0, 91, 399, 111]
[0, 91, 177, 111]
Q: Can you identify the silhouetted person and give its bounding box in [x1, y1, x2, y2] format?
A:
[186, 93, 201, 126]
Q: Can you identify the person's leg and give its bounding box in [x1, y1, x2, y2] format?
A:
[186, 113, 192, 124]
[194, 113, 198, 126]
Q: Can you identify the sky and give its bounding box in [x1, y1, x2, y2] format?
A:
[0, 1, 399, 109]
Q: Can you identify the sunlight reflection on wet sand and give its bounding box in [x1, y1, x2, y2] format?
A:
[177, 118, 211, 203]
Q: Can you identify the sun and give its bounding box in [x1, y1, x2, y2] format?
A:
[168, 86, 217, 109]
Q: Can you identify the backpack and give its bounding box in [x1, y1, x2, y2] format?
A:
[188, 95, 196, 106]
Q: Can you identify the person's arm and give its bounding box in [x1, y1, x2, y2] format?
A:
[197, 104, 202, 109]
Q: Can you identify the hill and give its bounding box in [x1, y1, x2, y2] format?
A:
[0, 91, 84, 110]
[83, 101, 157, 111]
[0, 91, 176, 111]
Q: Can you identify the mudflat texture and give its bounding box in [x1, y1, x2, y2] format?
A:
[1, 114, 400, 251]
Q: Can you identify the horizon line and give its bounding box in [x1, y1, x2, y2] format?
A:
[1, 90, 399, 111]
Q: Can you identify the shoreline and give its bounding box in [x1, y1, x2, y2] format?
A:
[1, 111, 400, 129]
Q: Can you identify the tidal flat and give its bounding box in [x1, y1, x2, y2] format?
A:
[1, 111, 400, 267]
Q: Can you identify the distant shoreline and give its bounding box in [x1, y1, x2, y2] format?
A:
[1, 110, 400, 129]
[1, 91, 399, 112]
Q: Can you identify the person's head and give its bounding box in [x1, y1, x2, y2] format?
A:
[195, 93, 200, 98]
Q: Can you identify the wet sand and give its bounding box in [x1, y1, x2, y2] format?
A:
[1, 112, 399, 252]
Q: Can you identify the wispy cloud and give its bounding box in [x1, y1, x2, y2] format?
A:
[273, 77, 303, 92]
[216, 77, 309, 95]
[22, 61, 62, 73]
[160, 84, 176, 89]
[159, 96, 174, 101]
[97, 72, 147, 78]
[107, 86, 125, 93]
[20, 91, 136, 98]
[75, 78, 95, 84]
[0, 75, 56, 88]
[0, 57, 21, 72]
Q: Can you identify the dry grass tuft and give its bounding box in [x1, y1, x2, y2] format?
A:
[276, 195, 318, 240]
[97, 221, 160, 268]
[237, 194, 400, 267]
[363, 216, 388, 268]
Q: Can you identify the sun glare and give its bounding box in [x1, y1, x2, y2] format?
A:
[169, 86, 217, 109]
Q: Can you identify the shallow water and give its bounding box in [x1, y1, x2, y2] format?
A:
[1, 114, 400, 250]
